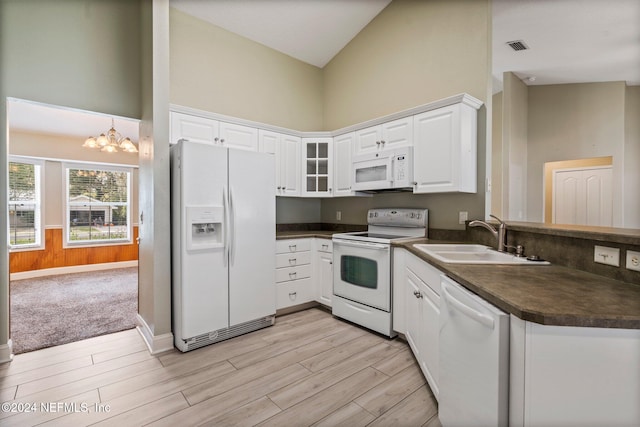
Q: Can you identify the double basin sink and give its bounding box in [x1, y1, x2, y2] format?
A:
[414, 244, 550, 265]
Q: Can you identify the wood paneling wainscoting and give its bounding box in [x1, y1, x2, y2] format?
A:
[9, 227, 139, 273]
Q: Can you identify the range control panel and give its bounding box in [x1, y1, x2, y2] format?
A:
[367, 208, 428, 228]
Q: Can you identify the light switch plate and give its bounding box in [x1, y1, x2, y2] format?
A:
[626, 250, 640, 272]
[594, 245, 620, 267]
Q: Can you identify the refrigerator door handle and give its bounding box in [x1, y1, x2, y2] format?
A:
[223, 187, 229, 267]
[230, 186, 237, 265]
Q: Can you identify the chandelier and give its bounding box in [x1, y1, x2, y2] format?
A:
[82, 119, 138, 153]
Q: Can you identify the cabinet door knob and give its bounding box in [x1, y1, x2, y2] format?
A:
[214, 137, 219, 142]
[220, 139, 225, 143]
[381, 140, 386, 145]
[329, 188, 332, 192]
[412, 182, 417, 186]
[277, 186, 282, 190]
[376, 141, 381, 145]
[283, 187, 286, 190]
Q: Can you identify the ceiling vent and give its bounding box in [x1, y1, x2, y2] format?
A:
[506, 40, 529, 51]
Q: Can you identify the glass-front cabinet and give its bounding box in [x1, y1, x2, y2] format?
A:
[301, 138, 333, 197]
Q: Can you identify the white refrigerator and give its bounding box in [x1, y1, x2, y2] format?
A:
[171, 140, 276, 352]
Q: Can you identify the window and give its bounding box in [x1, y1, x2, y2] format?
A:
[8, 158, 44, 249]
[64, 164, 132, 246]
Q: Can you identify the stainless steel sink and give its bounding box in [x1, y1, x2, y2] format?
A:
[413, 244, 550, 265]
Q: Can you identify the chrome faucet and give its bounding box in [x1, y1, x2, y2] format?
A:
[469, 214, 507, 252]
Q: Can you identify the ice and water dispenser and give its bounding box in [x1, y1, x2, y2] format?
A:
[186, 206, 224, 251]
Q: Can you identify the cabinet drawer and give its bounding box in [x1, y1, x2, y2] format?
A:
[275, 264, 312, 283]
[315, 239, 333, 253]
[276, 252, 312, 268]
[276, 278, 315, 309]
[276, 239, 312, 254]
[406, 252, 443, 295]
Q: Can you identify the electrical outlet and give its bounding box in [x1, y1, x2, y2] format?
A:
[594, 245, 620, 267]
[458, 211, 468, 225]
[336, 211, 342, 221]
[626, 250, 640, 272]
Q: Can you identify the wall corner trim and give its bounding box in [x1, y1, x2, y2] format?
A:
[136, 314, 174, 355]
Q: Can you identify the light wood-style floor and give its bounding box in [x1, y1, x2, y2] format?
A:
[0, 308, 441, 426]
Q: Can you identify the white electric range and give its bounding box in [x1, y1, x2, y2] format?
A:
[332, 208, 428, 336]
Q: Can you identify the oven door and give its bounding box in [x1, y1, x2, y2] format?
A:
[351, 152, 393, 191]
[333, 239, 391, 311]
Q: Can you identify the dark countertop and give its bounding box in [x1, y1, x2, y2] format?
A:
[276, 230, 334, 240]
[400, 238, 640, 330]
[274, 232, 640, 329]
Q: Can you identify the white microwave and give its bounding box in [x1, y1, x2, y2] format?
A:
[352, 147, 413, 191]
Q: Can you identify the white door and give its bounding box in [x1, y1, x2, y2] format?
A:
[413, 105, 461, 193]
[405, 270, 423, 361]
[228, 149, 276, 325]
[279, 135, 301, 196]
[170, 112, 219, 145]
[179, 142, 228, 338]
[355, 125, 382, 154]
[381, 117, 413, 149]
[333, 133, 354, 197]
[553, 167, 613, 226]
[219, 122, 258, 151]
[258, 130, 279, 194]
[316, 251, 333, 307]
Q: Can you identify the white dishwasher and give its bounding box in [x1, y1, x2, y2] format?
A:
[438, 275, 510, 427]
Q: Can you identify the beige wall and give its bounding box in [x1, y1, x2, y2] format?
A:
[321, 0, 491, 229]
[526, 82, 625, 225]
[9, 131, 139, 228]
[323, 0, 490, 130]
[169, 8, 324, 131]
[624, 86, 640, 228]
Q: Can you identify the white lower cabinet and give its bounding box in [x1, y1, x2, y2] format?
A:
[315, 239, 333, 307]
[402, 251, 441, 399]
[275, 238, 334, 310]
[510, 316, 640, 427]
[275, 239, 314, 309]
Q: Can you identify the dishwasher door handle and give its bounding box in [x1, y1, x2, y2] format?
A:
[441, 281, 494, 329]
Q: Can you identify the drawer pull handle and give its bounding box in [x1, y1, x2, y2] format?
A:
[289, 272, 297, 279]
[289, 258, 297, 265]
[288, 292, 297, 300]
[289, 244, 296, 251]
[322, 244, 328, 249]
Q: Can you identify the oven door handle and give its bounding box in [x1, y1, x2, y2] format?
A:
[333, 240, 390, 251]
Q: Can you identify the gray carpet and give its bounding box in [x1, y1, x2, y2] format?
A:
[10, 267, 138, 354]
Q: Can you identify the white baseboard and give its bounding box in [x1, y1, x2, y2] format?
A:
[136, 314, 174, 355]
[10, 261, 139, 281]
[0, 340, 14, 364]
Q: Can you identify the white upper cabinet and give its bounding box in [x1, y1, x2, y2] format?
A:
[301, 138, 333, 197]
[354, 117, 413, 154]
[280, 135, 301, 196]
[170, 111, 257, 151]
[259, 130, 300, 197]
[412, 101, 478, 193]
[170, 112, 219, 145]
[219, 121, 258, 151]
[333, 132, 355, 197]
